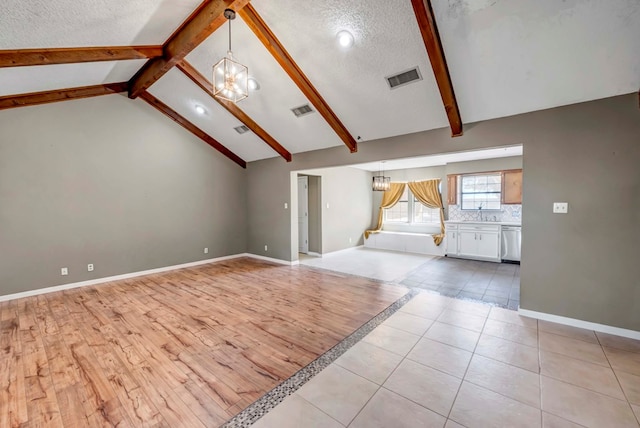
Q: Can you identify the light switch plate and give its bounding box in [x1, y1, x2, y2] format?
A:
[553, 202, 568, 214]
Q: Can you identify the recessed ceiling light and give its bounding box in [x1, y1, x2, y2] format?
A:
[336, 30, 354, 48]
[248, 77, 260, 91]
[194, 104, 206, 115]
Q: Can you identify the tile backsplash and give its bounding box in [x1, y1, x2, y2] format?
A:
[448, 204, 522, 223]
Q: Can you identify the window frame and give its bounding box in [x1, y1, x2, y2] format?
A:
[459, 172, 503, 211]
[384, 186, 441, 228]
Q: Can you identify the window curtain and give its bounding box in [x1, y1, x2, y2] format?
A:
[364, 182, 406, 239]
[408, 179, 445, 246]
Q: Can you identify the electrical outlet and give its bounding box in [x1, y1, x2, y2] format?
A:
[61, 267, 68, 276]
[87, 264, 94, 272]
[326, 203, 330, 209]
[204, 247, 209, 254]
[284, 202, 288, 209]
[553, 202, 568, 214]
[264, 245, 268, 251]
[349, 237, 352, 243]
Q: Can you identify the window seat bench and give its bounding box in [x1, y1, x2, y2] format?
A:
[364, 231, 445, 256]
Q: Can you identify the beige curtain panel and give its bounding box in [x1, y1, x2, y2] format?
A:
[408, 179, 445, 246]
[364, 182, 406, 239]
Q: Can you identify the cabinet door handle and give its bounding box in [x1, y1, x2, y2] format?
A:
[480, 234, 482, 240]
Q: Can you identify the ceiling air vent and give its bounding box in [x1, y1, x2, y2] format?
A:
[234, 125, 250, 134]
[386, 67, 423, 89]
[291, 104, 314, 118]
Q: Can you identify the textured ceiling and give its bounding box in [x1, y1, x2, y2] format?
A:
[0, 60, 146, 97]
[432, 0, 640, 123]
[148, 68, 281, 162]
[0, 0, 203, 48]
[2, 0, 639, 164]
[185, 16, 346, 157]
[251, 0, 450, 142]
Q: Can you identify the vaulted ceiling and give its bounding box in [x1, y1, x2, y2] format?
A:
[1, 0, 639, 167]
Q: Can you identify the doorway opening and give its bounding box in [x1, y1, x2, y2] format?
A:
[297, 174, 322, 257]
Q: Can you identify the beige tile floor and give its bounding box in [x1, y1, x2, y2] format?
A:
[251, 293, 640, 428]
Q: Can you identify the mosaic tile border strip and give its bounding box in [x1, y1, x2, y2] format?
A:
[222, 287, 420, 428]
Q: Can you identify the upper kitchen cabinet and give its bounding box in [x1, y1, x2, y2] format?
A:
[502, 169, 523, 204]
[447, 174, 458, 205]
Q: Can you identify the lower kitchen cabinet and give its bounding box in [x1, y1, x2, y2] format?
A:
[458, 230, 500, 260]
[446, 223, 501, 262]
[445, 224, 459, 256]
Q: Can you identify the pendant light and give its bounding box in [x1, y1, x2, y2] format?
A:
[213, 9, 249, 103]
[372, 161, 391, 191]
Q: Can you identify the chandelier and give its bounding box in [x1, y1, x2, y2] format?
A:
[213, 9, 248, 103]
[372, 161, 391, 191]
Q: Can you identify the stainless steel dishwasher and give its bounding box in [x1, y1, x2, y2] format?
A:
[501, 225, 521, 262]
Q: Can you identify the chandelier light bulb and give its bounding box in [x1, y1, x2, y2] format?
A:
[247, 77, 260, 91]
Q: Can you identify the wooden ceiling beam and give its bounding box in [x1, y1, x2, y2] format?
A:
[239, 4, 357, 153]
[0, 83, 128, 110]
[139, 91, 246, 168]
[128, 0, 250, 99]
[176, 60, 292, 162]
[411, 0, 463, 137]
[0, 46, 162, 68]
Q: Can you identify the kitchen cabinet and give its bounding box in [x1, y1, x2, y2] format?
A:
[447, 174, 457, 205]
[502, 169, 523, 204]
[445, 224, 459, 255]
[446, 222, 501, 262]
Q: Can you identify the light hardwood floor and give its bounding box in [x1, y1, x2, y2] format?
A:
[0, 257, 408, 427]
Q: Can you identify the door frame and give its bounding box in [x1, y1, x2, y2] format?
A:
[297, 175, 309, 254]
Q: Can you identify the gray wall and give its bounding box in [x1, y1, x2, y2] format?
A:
[319, 167, 372, 253]
[521, 98, 640, 330]
[0, 94, 247, 295]
[246, 94, 640, 331]
[2, 91, 638, 331]
[298, 167, 372, 255]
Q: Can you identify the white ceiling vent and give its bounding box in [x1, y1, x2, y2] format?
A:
[386, 67, 423, 89]
[234, 125, 250, 134]
[291, 104, 314, 118]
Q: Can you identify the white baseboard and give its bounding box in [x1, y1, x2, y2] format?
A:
[0, 253, 251, 303]
[306, 252, 322, 257]
[518, 308, 640, 340]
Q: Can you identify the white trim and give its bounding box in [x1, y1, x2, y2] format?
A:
[245, 253, 298, 266]
[518, 308, 640, 340]
[307, 252, 322, 257]
[0, 254, 247, 303]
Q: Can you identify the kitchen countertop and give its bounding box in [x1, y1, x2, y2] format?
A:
[445, 220, 522, 227]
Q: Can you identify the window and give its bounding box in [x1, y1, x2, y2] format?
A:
[385, 187, 440, 224]
[385, 188, 409, 222]
[460, 173, 502, 210]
